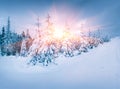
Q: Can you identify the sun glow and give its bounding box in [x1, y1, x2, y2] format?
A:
[31, 7, 94, 47]
[53, 28, 64, 39]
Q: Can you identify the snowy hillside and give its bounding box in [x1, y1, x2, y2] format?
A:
[0, 37, 120, 89]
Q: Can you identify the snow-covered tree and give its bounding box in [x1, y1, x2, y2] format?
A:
[0, 27, 6, 56]
[0, 15, 110, 66]
[20, 39, 28, 56]
[20, 30, 33, 56]
[0, 34, 1, 55]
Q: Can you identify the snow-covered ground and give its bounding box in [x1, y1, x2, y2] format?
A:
[0, 37, 120, 89]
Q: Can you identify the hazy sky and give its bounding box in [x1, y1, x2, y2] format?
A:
[0, 0, 120, 37]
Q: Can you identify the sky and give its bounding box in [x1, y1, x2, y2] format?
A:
[0, 0, 120, 37]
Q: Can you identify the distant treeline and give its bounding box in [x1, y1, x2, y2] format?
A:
[0, 17, 32, 56]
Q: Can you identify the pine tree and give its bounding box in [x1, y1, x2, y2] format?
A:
[26, 29, 33, 52]
[22, 31, 25, 38]
[20, 39, 28, 56]
[15, 35, 23, 55]
[1, 27, 6, 56]
[5, 17, 11, 44]
[20, 31, 26, 56]
[0, 32, 1, 55]
[3, 17, 12, 55]
[10, 33, 20, 55]
[20, 30, 33, 56]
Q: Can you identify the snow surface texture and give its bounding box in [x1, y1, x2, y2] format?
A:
[0, 37, 120, 89]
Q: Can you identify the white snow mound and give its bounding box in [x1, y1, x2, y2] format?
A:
[0, 37, 120, 89]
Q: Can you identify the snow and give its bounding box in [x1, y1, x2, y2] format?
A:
[0, 37, 120, 89]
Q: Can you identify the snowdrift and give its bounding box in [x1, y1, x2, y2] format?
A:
[0, 37, 120, 89]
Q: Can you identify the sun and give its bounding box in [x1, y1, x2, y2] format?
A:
[52, 28, 65, 39]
